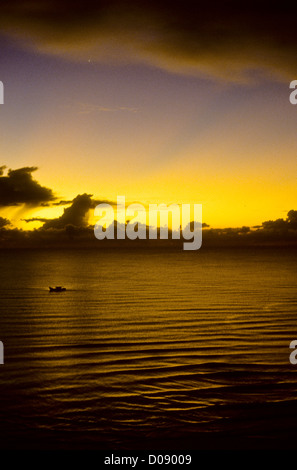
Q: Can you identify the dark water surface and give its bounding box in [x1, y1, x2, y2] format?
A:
[0, 248, 297, 449]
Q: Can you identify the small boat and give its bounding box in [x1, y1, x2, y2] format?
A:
[49, 286, 66, 292]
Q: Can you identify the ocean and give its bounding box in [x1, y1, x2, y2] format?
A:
[0, 247, 297, 449]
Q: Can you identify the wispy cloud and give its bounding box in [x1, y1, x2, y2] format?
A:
[1, 1, 297, 81]
[62, 101, 138, 115]
[22, 217, 49, 223]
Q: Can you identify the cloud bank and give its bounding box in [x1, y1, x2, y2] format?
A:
[0, 166, 296, 248]
[1, 1, 297, 80]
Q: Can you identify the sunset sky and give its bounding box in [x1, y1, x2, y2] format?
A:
[0, 1, 297, 230]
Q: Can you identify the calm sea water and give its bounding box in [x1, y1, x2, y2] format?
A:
[0, 247, 297, 449]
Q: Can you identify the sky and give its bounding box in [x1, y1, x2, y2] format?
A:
[0, 0, 297, 230]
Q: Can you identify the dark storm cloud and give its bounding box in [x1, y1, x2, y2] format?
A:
[262, 210, 297, 231]
[0, 216, 10, 228]
[42, 193, 94, 229]
[0, 1, 297, 79]
[0, 166, 55, 206]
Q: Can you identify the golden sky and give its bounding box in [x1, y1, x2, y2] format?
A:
[0, 1, 297, 230]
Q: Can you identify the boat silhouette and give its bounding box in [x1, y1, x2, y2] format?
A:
[49, 286, 66, 292]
